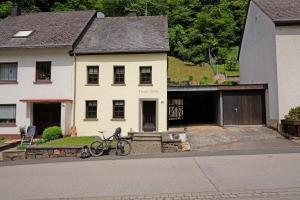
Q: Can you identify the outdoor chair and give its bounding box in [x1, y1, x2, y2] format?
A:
[21, 126, 36, 145]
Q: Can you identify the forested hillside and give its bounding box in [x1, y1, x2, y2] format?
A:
[0, 0, 248, 66]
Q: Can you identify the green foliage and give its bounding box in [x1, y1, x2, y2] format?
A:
[199, 76, 209, 85]
[0, 137, 5, 144]
[222, 81, 238, 86]
[16, 144, 28, 150]
[40, 136, 96, 147]
[0, 1, 13, 18]
[35, 138, 46, 145]
[42, 126, 63, 141]
[285, 106, 300, 121]
[0, 0, 248, 64]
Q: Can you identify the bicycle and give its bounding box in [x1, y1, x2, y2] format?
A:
[89, 127, 131, 156]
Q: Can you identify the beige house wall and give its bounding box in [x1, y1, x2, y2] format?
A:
[0, 48, 74, 136]
[74, 53, 168, 137]
[276, 26, 300, 120]
[239, 1, 279, 128]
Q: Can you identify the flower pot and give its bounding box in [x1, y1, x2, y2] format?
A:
[281, 120, 300, 137]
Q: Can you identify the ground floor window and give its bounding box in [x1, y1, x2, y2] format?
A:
[86, 101, 97, 119]
[0, 104, 16, 124]
[113, 100, 125, 119]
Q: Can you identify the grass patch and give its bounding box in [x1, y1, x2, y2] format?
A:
[40, 136, 96, 147]
[168, 56, 215, 85]
[216, 64, 240, 76]
[16, 144, 28, 150]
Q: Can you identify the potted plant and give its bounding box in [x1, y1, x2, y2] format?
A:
[281, 106, 300, 137]
[19, 126, 26, 138]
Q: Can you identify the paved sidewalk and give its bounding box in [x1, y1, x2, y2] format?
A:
[1, 153, 300, 200]
[41, 187, 300, 200]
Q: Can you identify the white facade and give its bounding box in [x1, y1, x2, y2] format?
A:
[0, 48, 74, 136]
[240, 1, 300, 129]
[74, 53, 168, 137]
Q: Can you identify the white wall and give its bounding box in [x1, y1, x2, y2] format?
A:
[239, 1, 279, 127]
[75, 53, 168, 137]
[0, 48, 74, 135]
[276, 26, 300, 120]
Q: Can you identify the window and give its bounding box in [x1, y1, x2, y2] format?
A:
[87, 66, 99, 84]
[86, 101, 97, 119]
[36, 61, 51, 82]
[0, 63, 17, 82]
[140, 66, 152, 84]
[114, 66, 125, 84]
[113, 100, 125, 119]
[0, 104, 16, 124]
[13, 30, 33, 38]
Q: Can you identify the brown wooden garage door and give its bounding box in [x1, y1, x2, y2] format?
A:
[223, 90, 266, 125]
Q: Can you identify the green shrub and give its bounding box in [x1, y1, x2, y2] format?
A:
[42, 126, 63, 141]
[285, 106, 300, 121]
[200, 76, 209, 85]
[16, 144, 28, 150]
[0, 137, 5, 144]
[36, 138, 46, 145]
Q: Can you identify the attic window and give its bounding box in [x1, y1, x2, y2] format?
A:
[13, 31, 33, 38]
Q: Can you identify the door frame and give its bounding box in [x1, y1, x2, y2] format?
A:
[139, 98, 158, 132]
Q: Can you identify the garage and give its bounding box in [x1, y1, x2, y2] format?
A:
[222, 90, 266, 125]
[168, 84, 267, 128]
[168, 86, 221, 127]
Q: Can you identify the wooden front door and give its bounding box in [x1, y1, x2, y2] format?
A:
[142, 101, 156, 132]
[223, 91, 266, 125]
[33, 103, 61, 135]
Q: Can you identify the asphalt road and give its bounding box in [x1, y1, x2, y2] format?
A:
[1, 153, 300, 200]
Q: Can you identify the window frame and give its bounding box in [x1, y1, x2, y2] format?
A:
[112, 100, 125, 119]
[85, 101, 98, 119]
[0, 104, 17, 126]
[113, 66, 125, 85]
[0, 62, 18, 84]
[35, 61, 52, 83]
[139, 66, 152, 85]
[86, 66, 99, 85]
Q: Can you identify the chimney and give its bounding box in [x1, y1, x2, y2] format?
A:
[11, 4, 21, 17]
[127, 10, 137, 17]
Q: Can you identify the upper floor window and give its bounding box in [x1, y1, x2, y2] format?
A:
[36, 61, 51, 82]
[114, 66, 125, 84]
[87, 66, 99, 84]
[0, 63, 17, 83]
[113, 100, 125, 119]
[86, 101, 97, 119]
[140, 66, 152, 84]
[0, 104, 16, 125]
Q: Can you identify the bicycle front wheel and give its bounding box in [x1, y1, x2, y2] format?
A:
[116, 140, 131, 156]
[89, 141, 105, 157]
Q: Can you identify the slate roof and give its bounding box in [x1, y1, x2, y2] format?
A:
[74, 16, 169, 54]
[0, 10, 96, 49]
[253, 0, 300, 25]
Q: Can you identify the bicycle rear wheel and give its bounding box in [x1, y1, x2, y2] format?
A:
[116, 140, 131, 156]
[89, 141, 105, 156]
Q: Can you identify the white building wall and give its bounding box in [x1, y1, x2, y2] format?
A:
[276, 26, 300, 120]
[239, 1, 279, 128]
[75, 53, 168, 137]
[0, 48, 74, 135]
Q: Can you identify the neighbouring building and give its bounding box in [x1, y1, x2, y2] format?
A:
[239, 0, 300, 129]
[73, 15, 169, 136]
[0, 7, 96, 138]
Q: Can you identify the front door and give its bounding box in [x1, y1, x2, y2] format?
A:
[142, 101, 156, 132]
[33, 103, 61, 135]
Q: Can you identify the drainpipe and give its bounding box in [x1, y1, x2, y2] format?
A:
[73, 53, 77, 127]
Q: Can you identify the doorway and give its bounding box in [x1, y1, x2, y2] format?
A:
[33, 103, 61, 135]
[142, 101, 157, 132]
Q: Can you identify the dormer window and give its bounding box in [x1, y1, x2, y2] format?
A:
[13, 31, 33, 38]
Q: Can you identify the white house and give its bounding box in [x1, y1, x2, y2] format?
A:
[239, 0, 300, 129]
[73, 15, 169, 136]
[0, 7, 95, 138]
